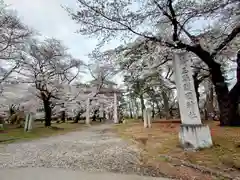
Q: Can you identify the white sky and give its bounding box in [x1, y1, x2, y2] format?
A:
[4, 0, 122, 83]
[3, 0, 236, 88]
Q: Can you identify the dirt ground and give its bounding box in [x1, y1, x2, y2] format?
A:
[115, 119, 240, 180]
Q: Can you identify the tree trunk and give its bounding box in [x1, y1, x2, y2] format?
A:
[169, 108, 174, 117]
[190, 47, 239, 126]
[140, 94, 145, 121]
[128, 101, 133, 119]
[43, 99, 52, 127]
[9, 104, 15, 116]
[176, 103, 181, 118]
[162, 91, 171, 119]
[228, 82, 240, 126]
[73, 111, 81, 123]
[204, 108, 208, 120]
[228, 51, 240, 126]
[92, 110, 98, 121]
[151, 101, 155, 118]
[134, 98, 139, 120]
[192, 74, 200, 104]
[207, 85, 214, 115]
[209, 60, 240, 126]
[156, 102, 161, 118]
[61, 111, 66, 123]
[209, 61, 231, 126]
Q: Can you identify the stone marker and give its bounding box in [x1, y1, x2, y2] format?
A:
[143, 108, 152, 128]
[173, 52, 213, 150]
[86, 98, 90, 125]
[143, 109, 148, 128]
[24, 113, 34, 132]
[24, 114, 29, 131]
[29, 113, 34, 130]
[146, 108, 152, 128]
[0, 124, 3, 130]
[113, 93, 119, 123]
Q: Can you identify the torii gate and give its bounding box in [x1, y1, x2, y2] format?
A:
[84, 88, 122, 124]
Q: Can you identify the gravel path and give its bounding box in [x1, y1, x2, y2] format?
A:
[0, 124, 164, 177]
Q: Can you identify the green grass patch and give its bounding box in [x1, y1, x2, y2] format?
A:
[0, 121, 98, 144]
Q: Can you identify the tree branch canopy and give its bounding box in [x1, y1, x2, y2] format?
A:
[211, 24, 240, 58]
[67, 0, 239, 59]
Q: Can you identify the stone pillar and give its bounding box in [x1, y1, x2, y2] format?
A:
[173, 52, 212, 150]
[144, 108, 152, 128]
[24, 113, 33, 132]
[113, 93, 118, 123]
[143, 109, 148, 128]
[147, 108, 152, 128]
[24, 113, 29, 132]
[85, 98, 90, 125]
[28, 113, 34, 130]
[60, 105, 66, 123]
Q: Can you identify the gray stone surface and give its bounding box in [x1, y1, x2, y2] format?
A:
[0, 124, 167, 177]
[0, 167, 169, 180]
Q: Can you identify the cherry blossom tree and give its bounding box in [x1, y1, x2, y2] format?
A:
[66, 0, 240, 126]
[0, 1, 33, 85]
[107, 41, 176, 119]
[86, 50, 119, 95]
[19, 38, 83, 126]
[0, 81, 40, 125]
[117, 38, 238, 119]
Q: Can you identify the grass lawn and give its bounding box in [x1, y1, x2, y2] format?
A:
[0, 121, 100, 144]
[115, 119, 240, 180]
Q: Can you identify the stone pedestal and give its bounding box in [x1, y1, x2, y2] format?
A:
[179, 124, 212, 149]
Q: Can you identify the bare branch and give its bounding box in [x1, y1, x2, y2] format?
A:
[211, 24, 240, 58]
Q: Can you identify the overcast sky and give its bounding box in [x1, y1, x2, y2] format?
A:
[4, 0, 236, 89]
[4, 0, 121, 83]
